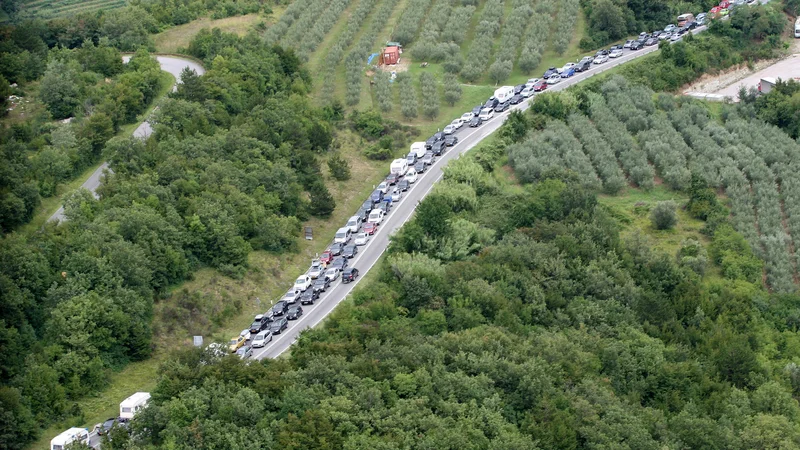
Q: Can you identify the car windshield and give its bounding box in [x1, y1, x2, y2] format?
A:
[294, 279, 305, 286]
[253, 334, 264, 341]
[229, 339, 237, 345]
[335, 232, 346, 239]
[250, 321, 260, 328]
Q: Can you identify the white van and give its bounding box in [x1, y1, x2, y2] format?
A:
[334, 226, 351, 244]
[120, 392, 150, 420]
[795, 17, 800, 38]
[493, 86, 514, 103]
[51, 427, 89, 450]
[346, 215, 362, 233]
[410, 142, 426, 158]
[479, 108, 494, 121]
[390, 158, 408, 175]
[368, 209, 385, 224]
[251, 330, 272, 348]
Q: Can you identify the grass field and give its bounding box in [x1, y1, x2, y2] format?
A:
[153, 13, 267, 53]
[19, 0, 126, 19]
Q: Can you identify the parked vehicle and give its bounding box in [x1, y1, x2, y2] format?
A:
[405, 169, 418, 183]
[623, 39, 634, 48]
[645, 37, 658, 46]
[664, 24, 677, 33]
[249, 314, 270, 334]
[469, 116, 483, 127]
[543, 67, 558, 78]
[559, 62, 576, 73]
[521, 86, 534, 97]
[445, 134, 458, 146]
[422, 151, 434, 165]
[334, 227, 351, 244]
[513, 84, 525, 95]
[370, 189, 384, 203]
[94, 418, 122, 436]
[308, 259, 324, 279]
[677, 13, 695, 26]
[355, 232, 369, 245]
[51, 428, 90, 450]
[630, 40, 643, 50]
[287, 305, 303, 320]
[425, 132, 445, 149]
[329, 242, 344, 256]
[450, 118, 464, 129]
[343, 244, 358, 258]
[533, 80, 548, 91]
[229, 334, 246, 352]
[346, 215, 362, 233]
[390, 188, 402, 202]
[575, 60, 592, 72]
[377, 181, 389, 194]
[272, 300, 289, 316]
[796, 17, 800, 38]
[493, 101, 510, 112]
[368, 208, 385, 225]
[281, 290, 300, 304]
[471, 105, 483, 116]
[269, 317, 288, 334]
[398, 179, 410, 191]
[484, 98, 499, 109]
[390, 158, 408, 176]
[331, 256, 348, 270]
[493, 85, 514, 103]
[659, 32, 671, 40]
[443, 124, 457, 135]
[385, 173, 400, 185]
[671, 33, 681, 41]
[312, 277, 330, 293]
[594, 55, 609, 64]
[236, 345, 253, 359]
[609, 49, 623, 58]
[546, 75, 562, 84]
[414, 160, 426, 173]
[560, 67, 575, 77]
[342, 267, 359, 283]
[251, 330, 272, 348]
[300, 289, 319, 304]
[363, 222, 377, 235]
[294, 275, 312, 292]
[406, 152, 417, 165]
[410, 141, 426, 158]
[479, 108, 494, 121]
[432, 140, 446, 156]
[320, 250, 333, 264]
[460, 112, 474, 123]
[120, 392, 150, 420]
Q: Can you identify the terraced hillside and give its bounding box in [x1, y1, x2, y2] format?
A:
[274, 0, 586, 129]
[19, 0, 126, 19]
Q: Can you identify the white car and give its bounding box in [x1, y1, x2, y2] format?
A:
[593, 55, 609, 64]
[580, 56, 594, 63]
[671, 33, 681, 41]
[368, 208, 385, 224]
[546, 75, 561, 85]
[325, 267, 340, 281]
[376, 181, 389, 194]
[281, 290, 299, 304]
[664, 24, 677, 33]
[559, 62, 576, 73]
[659, 32, 671, 40]
[451, 119, 464, 129]
[405, 169, 418, 183]
[239, 329, 251, 341]
[443, 124, 457, 135]
[521, 87, 534, 98]
[390, 188, 402, 202]
[526, 78, 540, 87]
[609, 49, 623, 58]
[623, 40, 634, 48]
[294, 275, 312, 292]
[460, 112, 474, 123]
[354, 232, 369, 246]
[308, 260, 324, 279]
[251, 330, 272, 348]
[478, 108, 494, 121]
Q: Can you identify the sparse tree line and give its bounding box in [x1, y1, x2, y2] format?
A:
[393, 0, 434, 45]
[345, 0, 401, 105]
[517, 2, 552, 74]
[0, 30, 347, 448]
[460, 0, 504, 82]
[410, 0, 460, 64]
[289, 0, 353, 62]
[552, 0, 579, 54]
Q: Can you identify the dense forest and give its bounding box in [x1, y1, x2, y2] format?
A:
[110, 81, 800, 449]
[0, 29, 344, 448]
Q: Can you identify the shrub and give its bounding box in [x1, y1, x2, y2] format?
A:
[650, 201, 678, 230]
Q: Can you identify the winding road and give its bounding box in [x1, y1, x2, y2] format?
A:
[48, 56, 205, 223]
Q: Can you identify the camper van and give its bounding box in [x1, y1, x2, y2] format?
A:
[409, 142, 426, 158]
[677, 13, 695, 27]
[390, 158, 408, 175]
[120, 392, 151, 420]
[493, 86, 514, 104]
[795, 17, 800, 38]
[51, 427, 89, 450]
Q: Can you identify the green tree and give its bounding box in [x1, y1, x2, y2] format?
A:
[327, 153, 351, 181]
[420, 72, 439, 120]
[650, 201, 677, 230]
[308, 181, 335, 218]
[39, 60, 81, 119]
[374, 73, 393, 113]
[443, 73, 462, 106]
[488, 59, 512, 84]
[398, 73, 418, 119]
[416, 194, 452, 238]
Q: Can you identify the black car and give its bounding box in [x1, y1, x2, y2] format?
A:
[471, 104, 483, 116]
[494, 101, 509, 113]
[362, 198, 376, 211]
[342, 244, 358, 259]
[432, 140, 446, 156]
[609, 44, 622, 51]
[484, 98, 499, 110]
[406, 153, 417, 165]
[444, 135, 458, 146]
[378, 201, 391, 214]
[329, 242, 344, 256]
[576, 60, 592, 72]
[630, 40, 643, 50]
[269, 317, 288, 334]
[385, 173, 400, 185]
[469, 117, 483, 127]
[342, 267, 359, 283]
[95, 418, 122, 436]
[509, 94, 523, 105]
[645, 38, 658, 46]
[425, 132, 445, 149]
[300, 289, 319, 305]
[370, 189, 384, 203]
[287, 305, 303, 320]
[414, 160, 426, 173]
[331, 256, 348, 270]
[513, 84, 525, 95]
[398, 179, 410, 191]
[595, 49, 609, 57]
[356, 206, 371, 221]
[422, 151, 434, 165]
[312, 277, 330, 294]
[272, 300, 289, 316]
[543, 67, 558, 78]
[249, 314, 270, 334]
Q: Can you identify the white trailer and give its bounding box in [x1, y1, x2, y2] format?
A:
[390, 158, 408, 175]
[120, 392, 151, 420]
[494, 86, 514, 103]
[409, 142, 426, 158]
[51, 427, 89, 450]
[759, 77, 777, 94]
[795, 17, 800, 38]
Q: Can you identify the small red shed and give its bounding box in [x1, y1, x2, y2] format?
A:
[383, 46, 400, 65]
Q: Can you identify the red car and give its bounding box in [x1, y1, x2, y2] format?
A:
[533, 80, 548, 92]
[709, 6, 723, 17]
[718, 0, 730, 7]
[363, 222, 377, 235]
[320, 250, 333, 264]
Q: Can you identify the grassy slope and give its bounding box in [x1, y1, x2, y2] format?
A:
[19, 70, 176, 234]
[153, 14, 265, 53]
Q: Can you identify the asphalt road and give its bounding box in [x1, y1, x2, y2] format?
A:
[48, 56, 205, 223]
[251, 28, 708, 360]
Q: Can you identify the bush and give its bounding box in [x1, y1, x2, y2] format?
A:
[677, 239, 708, 276]
[327, 153, 351, 181]
[650, 201, 678, 230]
[351, 109, 385, 139]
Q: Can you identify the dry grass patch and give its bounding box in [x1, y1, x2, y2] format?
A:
[153, 13, 267, 53]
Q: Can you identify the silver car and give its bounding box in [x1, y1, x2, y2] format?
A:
[236, 345, 253, 359]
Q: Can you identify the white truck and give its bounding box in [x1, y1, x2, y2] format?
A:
[759, 77, 777, 94]
[493, 86, 514, 103]
[390, 158, 408, 175]
[120, 392, 151, 420]
[51, 427, 89, 450]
